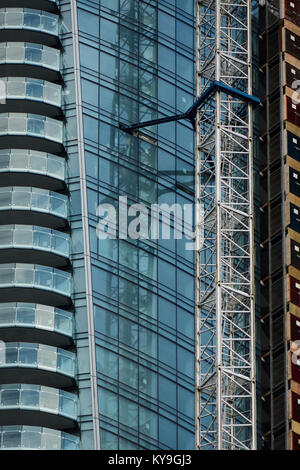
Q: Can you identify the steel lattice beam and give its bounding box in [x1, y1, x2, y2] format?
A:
[196, 0, 257, 450]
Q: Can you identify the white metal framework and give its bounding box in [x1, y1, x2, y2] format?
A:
[195, 0, 257, 450]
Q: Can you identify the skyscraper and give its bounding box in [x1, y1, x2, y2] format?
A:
[0, 0, 196, 450]
[0, 0, 299, 453]
[258, 0, 300, 451]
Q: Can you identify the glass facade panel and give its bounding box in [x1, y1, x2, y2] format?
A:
[69, 0, 196, 450]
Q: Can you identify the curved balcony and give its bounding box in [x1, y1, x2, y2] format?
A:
[0, 343, 76, 388]
[0, 77, 62, 117]
[0, 425, 78, 450]
[0, 42, 61, 82]
[0, 263, 72, 306]
[0, 113, 64, 154]
[0, 225, 70, 267]
[0, 425, 79, 450]
[0, 9, 60, 48]
[0, 187, 68, 229]
[0, 303, 73, 347]
[0, 149, 65, 191]
[0, 384, 77, 430]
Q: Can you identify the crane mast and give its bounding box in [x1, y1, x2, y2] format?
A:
[196, 0, 257, 450]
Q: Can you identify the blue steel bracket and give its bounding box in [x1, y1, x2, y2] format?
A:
[119, 80, 260, 134]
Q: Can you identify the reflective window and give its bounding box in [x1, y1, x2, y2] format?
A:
[74, 0, 195, 450]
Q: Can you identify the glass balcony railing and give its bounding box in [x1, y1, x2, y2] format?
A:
[0, 187, 68, 219]
[0, 113, 63, 143]
[0, 149, 65, 181]
[0, 384, 77, 421]
[0, 264, 72, 297]
[2, 77, 61, 107]
[0, 426, 79, 450]
[0, 342, 76, 378]
[0, 225, 70, 259]
[0, 42, 60, 70]
[0, 9, 59, 36]
[0, 303, 73, 338]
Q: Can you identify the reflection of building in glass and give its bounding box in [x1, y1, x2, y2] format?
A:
[74, 0, 196, 450]
[0, 0, 195, 450]
[1, 0, 299, 452]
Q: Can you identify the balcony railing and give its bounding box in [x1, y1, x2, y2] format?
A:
[0, 9, 59, 36]
[0, 263, 71, 297]
[0, 42, 60, 70]
[2, 77, 61, 107]
[0, 384, 77, 421]
[0, 225, 70, 260]
[0, 113, 63, 143]
[0, 425, 79, 449]
[0, 302, 73, 341]
[0, 149, 65, 183]
[0, 342, 76, 379]
[0, 187, 67, 219]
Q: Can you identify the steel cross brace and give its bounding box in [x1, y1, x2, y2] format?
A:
[119, 80, 260, 134]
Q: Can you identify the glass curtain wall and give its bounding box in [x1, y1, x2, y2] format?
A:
[61, 0, 196, 450]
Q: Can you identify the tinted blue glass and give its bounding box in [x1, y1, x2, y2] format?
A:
[100, 18, 118, 44]
[119, 317, 138, 348]
[72, 0, 195, 450]
[176, 21, 194, 48]
[158, 259, 176, 290]
[83, 116, 98, 142]
[158, 298, 176, 328]
[176, 0, 194, 15]
[178, 308, 194, 339]
[159, 337, 176, 367]
[80, 44, 99, 72]
[78, 9, 99, 36]
[177, 55, 193, 82]
[92, 267, 118, 299]
[159, 417, 177, 448]
[158, 45, 175, 71]
[94, 308, 118, 338]
[96, 347, 118, 379]
[177, 269, 194, 298]
[101, 0, 118, 9]
[178, 346, 194, 378]
[158, 11, 175, 38]
[99, 388, 118, 421]
[158, 79, 176, 107]
[178, 386, 194, 417]
[82, 80, 99, 106]
[178, 427, 194, 450]
[159, 376, 176, 408]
